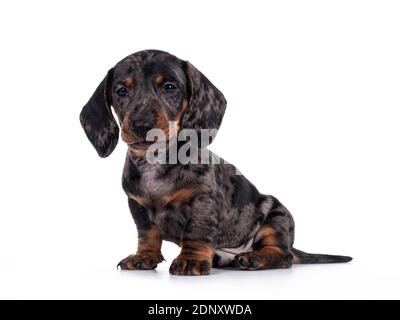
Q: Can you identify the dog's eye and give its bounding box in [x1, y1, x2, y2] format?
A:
[163, 82, 177, 93]
[116, 86, 128, 97]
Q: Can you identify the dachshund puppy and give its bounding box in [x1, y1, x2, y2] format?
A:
[80, 50, 352, 275]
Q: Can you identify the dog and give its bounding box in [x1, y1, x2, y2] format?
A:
[80, 50, 352, 275]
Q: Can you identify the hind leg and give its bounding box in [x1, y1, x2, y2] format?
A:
[233, 226, 292, 269]
[234, 196, 295, 270]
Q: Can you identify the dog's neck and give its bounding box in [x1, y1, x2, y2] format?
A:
[126, 147, 212, 185]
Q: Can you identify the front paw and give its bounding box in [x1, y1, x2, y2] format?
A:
[117, 252, 164, 270]
[169, 257, 211, 276]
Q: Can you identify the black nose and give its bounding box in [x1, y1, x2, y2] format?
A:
[131, 120, 154, 139]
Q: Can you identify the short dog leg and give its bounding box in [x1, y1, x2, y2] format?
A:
[169, 240, 214, 276]
[118, 224, 164, 270]
[234, 198, 295, 270]
[234, 225, 292, 270]
[169, 193, 218, 276]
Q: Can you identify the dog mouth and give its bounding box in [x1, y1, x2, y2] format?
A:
[121, 129, 155, 149]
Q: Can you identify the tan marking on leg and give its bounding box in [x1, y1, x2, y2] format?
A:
[254, 226, 278, 246]
[253, 245, 286, 268]
[118, 224, 164, 270]
[235, 225, 291, 270]
[137, 224, 162, 255]
[255, 245, 284, 256]
[170, 241, 214, 276]
[178, 240, 214, 262]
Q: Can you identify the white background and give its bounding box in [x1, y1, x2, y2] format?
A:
[0, 0, 399, 299]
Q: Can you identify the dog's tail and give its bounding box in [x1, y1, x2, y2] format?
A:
[292, 248, 352, 264]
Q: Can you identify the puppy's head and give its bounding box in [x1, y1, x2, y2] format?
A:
[80, 50, 226, 157]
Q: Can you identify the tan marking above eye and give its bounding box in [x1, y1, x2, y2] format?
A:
[121, 76, 135, 87]
[154, 74, 164, 85]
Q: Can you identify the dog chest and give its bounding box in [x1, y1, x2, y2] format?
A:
[138, 166, 169, 196]
[151, 208, 186, 245]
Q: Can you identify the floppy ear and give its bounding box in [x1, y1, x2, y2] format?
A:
[80, 68, 119, 158]
[181, 61, 227, 146]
